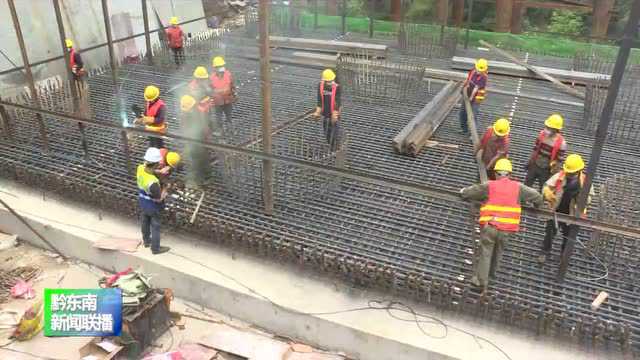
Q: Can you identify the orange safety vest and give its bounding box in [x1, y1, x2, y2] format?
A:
[70, 49, 77, 69]
[320, 81, 338, 114]
[189, 80, 212, 113]
[478, 177, 522, 232]
[532, 130, 564, 162]
[210, 70, 233, 105]
[145, 99, 167, 133]
[464, 70, 487, 102]
[166, 26, 184, 48]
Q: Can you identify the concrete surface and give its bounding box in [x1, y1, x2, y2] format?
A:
[0, 179, 626, 360]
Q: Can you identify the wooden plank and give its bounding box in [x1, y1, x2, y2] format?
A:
[268, 36, 388, 57]
[478, 40, 586, 99]
[522, 1, 592, 11]
[452, 56, 610, 85]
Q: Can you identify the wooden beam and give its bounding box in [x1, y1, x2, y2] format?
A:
[479, 40, 587, 99]
[521, 1, 592, 11]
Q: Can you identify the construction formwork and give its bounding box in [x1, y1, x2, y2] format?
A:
[2, 17, 640, 356]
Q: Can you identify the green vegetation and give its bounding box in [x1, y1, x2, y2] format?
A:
[547, 11, 585, 36]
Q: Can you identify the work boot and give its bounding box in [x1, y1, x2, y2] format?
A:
[143, 243, 150, 248]
[152, 246, 171, 255]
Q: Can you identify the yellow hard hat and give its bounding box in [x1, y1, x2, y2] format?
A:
[170, 17, 179, 25]
[494, 158, 513, 173]
[65, 39, 73, 48]
[144, 85, 160, 102]
[322, 69, 336, 81]
[193, 66, 209, 79]
[545, 113, 564, 130]
[475, 58, 488, 72]
[166, 152, 181, 168]
[212, 56, 226, 67]
[563, 154, 585, 174]
[492, 118, 510, 137]
[180, 95, 196, 111]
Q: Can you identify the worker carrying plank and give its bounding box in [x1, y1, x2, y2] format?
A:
[134, 85, 167, 149]
[165, 17, 185, 66]
[538, 154, 593, 264]
[180, 94, 210, 186]
[525, 114, 567, 192]
[210, 56, 238, 140]
[459, 58, 488, 135]
[137, 147, 171, 255]
[477, 118, 510, 180]
[460, 159, 542, 292]
[313, 69, 342, 151]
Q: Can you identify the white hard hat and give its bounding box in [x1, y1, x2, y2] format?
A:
[144, 147, 162, 163]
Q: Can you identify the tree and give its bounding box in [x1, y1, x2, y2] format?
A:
[547, 10, 585, 35]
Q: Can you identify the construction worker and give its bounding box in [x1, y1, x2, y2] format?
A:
[180, 95, 210, 185]
[157, 149, 181, 183]
[525, 114, 567, 192]
[538, 154, 593, 263]
[477, 118, 510, 180]
[65, 39, 85, 80]
[460, 159, 542, 291]
[137, 147, 171, 255]
[189, 66, 213, 115]
[135, 85, 167, 149]
[165, 17, 184, 66]
[459, 58, 488, 135]
[313, 69, 342, 151]
[210, 56, 237, 137]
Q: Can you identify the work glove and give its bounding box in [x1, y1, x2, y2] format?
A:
[331, 111, 339, 122]
[142, 116, 155, 125]
[312, 107, 321, 118]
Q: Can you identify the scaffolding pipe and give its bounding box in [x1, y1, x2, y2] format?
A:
[558, 0, 640, 280]
[259, 0, 274, 215]
[142, 0, 154, 65]
[7, 0, 49, 153]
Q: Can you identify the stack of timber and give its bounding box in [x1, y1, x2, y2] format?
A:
[393, 81, 462, 157]
[268, 36, 388, 58]
[451, 56, 610, 86]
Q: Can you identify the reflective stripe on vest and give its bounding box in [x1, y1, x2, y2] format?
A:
[320, 81, 337, 114]
[479, 177, 521, 232]
[210, 70, 232, 104]
[533, 130, 564, 162]
[136, 164, 160, 209]
[145, 99, 167, 133]
[70, 49, 76, 69]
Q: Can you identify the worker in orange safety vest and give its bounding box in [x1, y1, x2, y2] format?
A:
[525, 114, 568, 192]
[460, 159, 542, 291]
[210, 56, 237, 139]
[165, 17, 185, 66]
[538, 154, 594, 264]
[313, 69, 342, 151]
[135, 85, 167, 149]
[459, 58, 488, 135]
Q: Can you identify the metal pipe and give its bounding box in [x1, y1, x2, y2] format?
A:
[259, 0, 274, 215]
[1, 97, 639, 239]
[7, 0, 48, 153]
[52, 0, 88, 160]
[101, 0, 131, 174]
[464, 0, 474, 49]
[142, 0, 153, 65]
[557, 0, 640, 280]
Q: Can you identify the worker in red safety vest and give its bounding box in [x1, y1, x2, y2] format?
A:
[135, 85, 167, 148]
[525, 114, 568, 192]
[65, 38, 91, 119]
[460, 159, 542, 291]
[210, 56, 237, 139]
[189, 66, 213, 115]
[477, 118, 510, 180]
[165, 17, 185, 66]
[459, 58, 488, 135]
[538, 154, 594, 264]
[313, 69, 342, 151]
[65, 39, 86, 80]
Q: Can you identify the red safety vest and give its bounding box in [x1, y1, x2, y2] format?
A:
[532, 130, 564, 162]
[554, 171, 586, 192]
[464, 70, 487, 102]
[210, 71, 233, 105]
[320, 81, 338, 114]
[166, 26, 183, 48]
[145, 100, 167, 133]
[70, 49, 76, 69]
[478, 177, 522, 232]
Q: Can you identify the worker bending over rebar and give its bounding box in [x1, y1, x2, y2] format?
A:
[314, 69, 342, 151]
[460, 159, 542, 293]
[135, 85, 167, 149]
[459, 58, 488, 135]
